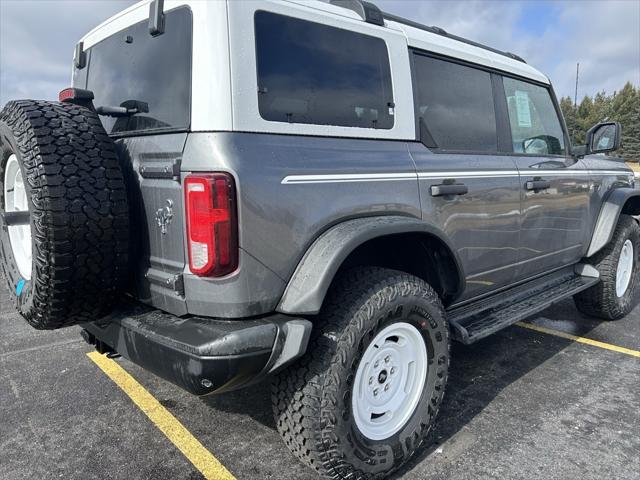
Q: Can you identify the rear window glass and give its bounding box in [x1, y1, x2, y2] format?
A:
[412, 54, 497, 152]
[254, 11, 394, 129]
[78, 7, 192, 136]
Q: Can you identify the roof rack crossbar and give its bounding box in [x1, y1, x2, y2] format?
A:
[381, 11, 526, 64]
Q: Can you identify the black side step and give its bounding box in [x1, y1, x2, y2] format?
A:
[448, 269, 600, 344]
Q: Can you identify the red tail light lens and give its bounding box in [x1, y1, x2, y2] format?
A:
[184, 173, 238, 277]
[58, 88, 76, 102]
[58, 87, 94, 103]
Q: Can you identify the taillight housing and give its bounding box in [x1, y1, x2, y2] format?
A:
[184, 173, 238, 277]
[58, 87, 94, 103]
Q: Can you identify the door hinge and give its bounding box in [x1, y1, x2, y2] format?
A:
[139, 154, 181, 181]
[145, 269, 184, 296]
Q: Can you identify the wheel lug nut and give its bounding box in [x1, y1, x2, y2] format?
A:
[368, 377, 373, 385]
[373, 388, 379, 396]
[391, 367, 396, 374]
[384, 384, 390, 391]
[374, 361, 379, 369]
[385, 355, 390, 364]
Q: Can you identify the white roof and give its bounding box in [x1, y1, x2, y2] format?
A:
[79, 0, 549, 86]
[389, 20, 549, 84]
[294, 0, 550, 85]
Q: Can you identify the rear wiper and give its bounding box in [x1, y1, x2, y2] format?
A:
[96, 100, 149, 118]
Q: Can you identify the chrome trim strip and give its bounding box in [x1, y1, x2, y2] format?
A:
[281, 173, 417, 184]
[282, 169, 631, 185]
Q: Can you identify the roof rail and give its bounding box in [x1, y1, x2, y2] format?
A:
[381, 11, 526, 64]
[323, 0, 384, 26]
[320, 0, 526, 64]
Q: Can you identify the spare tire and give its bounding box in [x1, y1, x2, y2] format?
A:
[0, 100, 129, 329]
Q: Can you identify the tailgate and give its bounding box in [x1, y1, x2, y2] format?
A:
[116, 134, 188, 316]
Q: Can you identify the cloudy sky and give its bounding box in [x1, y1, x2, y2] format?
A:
[1, 0, 639, 106]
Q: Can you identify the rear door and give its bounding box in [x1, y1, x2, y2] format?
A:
[409, 52, 521, 301]
[74, 6, 193, 315]
[499, 76, 591, 279]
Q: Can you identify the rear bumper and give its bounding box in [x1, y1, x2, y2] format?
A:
[81, 301, 312, 395]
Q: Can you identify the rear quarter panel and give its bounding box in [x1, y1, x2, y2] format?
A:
[182, 133, 422, 284]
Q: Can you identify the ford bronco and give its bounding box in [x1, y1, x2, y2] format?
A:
[0, 1, 637, 478]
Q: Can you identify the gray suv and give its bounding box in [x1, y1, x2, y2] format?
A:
[0, 1, 637, 478]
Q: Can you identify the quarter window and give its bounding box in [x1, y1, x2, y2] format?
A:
[254, 11, 394, 129]
[412, 54, 497, 152]
[503, 77, 566, 155]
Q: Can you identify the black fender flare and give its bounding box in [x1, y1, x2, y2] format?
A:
[587, 187, 640, 257]
[276, 216, 465, 315]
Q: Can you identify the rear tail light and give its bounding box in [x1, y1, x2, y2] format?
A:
[58, 87, 94, 103]
[184, 173, 238, 277]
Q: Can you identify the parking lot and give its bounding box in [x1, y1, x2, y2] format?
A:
[1, 284, 638, 480]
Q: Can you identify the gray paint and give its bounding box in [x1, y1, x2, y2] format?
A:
[114, 131, 635, 320]
[115, 133, 189, 316]
[181, 132, 422, 317]
[511, 156, 591, 277]
[277, 215, 465, 315]
[582, 155, 636, 256]
[586, 187, 640, 257]
[408, 144, 522, 300]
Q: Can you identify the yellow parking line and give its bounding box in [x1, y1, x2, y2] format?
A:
[87, 351, 236, 480]
[516, 322, 640, 358]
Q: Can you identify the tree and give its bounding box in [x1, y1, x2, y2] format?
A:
[559, 82, 640, 162]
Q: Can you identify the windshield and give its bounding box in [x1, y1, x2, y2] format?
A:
[73, 6, 192, 136]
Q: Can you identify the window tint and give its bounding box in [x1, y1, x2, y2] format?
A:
[254, 11, 394, 129]
[412, 54, 497, 152]
[503, 77, 565, 155]
[83, 7, 192, 135]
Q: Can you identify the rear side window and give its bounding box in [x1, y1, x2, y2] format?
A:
[81, 7, 192, 135]
[502, 77, 566, 155]
[254, 11, 394, 129]
[412, 54, 497, 152]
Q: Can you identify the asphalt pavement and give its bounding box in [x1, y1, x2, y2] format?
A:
[1, 284, 638, 480]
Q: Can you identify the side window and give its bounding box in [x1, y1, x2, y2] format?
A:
[503, 77, 566, 155]
[412, 54, 497, 152]
[254, 11, 394, 129]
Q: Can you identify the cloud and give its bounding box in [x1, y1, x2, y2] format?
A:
[1, 0, 638, 106]
[377, 0, 640, 99]
[0, 0, 134, 105]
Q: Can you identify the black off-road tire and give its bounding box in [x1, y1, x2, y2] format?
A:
[271, 267, 449, 480]
[574, 214, 640, 320]
[0, 100, 129, 329]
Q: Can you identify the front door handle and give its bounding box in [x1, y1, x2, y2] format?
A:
[430, 183, 468, 197]
[526, 180, 551, 191]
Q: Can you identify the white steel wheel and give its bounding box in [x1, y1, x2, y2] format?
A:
[4, 154, 32, 279]
[352, 322, 428, 441]
[616, 239, 634, 298]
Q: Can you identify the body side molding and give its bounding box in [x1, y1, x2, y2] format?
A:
[276, 216, 465, 315]
[587, 187, 640, 257]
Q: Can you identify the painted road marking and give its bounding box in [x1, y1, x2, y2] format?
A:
[516, 322, 640, 358]
[87, 351, 236, 480]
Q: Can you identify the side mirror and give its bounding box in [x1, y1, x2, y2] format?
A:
[585, 121, 622, 155]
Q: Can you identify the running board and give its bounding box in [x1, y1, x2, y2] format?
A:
[448, 268, 600, 344]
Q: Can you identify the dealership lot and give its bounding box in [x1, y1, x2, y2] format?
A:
[1, 285, 638, 480]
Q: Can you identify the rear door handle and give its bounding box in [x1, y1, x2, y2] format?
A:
[526, 180, 551, 191]
[430, 183, 468, 197]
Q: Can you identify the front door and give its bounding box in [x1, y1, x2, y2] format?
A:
[500, 76, 592, 279]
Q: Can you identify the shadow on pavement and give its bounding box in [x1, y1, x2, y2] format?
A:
[199, 300, 604, 478]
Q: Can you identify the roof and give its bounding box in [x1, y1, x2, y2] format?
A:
[301, 0, 550, 84]
[78, 0, 550, 86]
